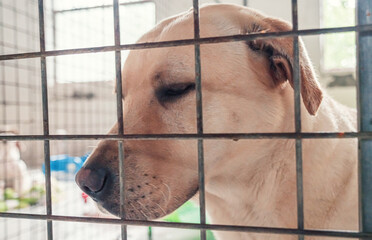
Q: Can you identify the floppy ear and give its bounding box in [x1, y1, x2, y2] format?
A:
[246, 19, 323, 115]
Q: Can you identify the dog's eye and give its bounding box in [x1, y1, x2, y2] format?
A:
[156, 83, 195, 103]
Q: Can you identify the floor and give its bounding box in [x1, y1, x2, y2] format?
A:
[1, 172, 201, 240]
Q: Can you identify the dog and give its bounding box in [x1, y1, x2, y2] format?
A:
[0, 130, 31, 196]
[76, 4, 358, 239]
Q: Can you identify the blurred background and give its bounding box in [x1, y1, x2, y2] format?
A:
[0, 0, 356, 239]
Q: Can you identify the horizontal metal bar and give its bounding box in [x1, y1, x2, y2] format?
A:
[0, 212, 368, 239]
[53, 0, 154, 14]
[1, 24, 372, 61]
[1, 101, 40, 106]
[0, 81, 39, 89]
[0, 132, 370, 141]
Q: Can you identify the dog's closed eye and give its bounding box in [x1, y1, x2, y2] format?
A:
[156, 83, 195, 104]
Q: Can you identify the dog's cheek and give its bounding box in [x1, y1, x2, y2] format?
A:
[159, 101, 197, 134]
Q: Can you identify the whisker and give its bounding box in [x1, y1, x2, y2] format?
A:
[136, 200, 147, 209]
[153, 202, 166, 216]
[130, 202, 150, 219]
[162, 182, 172, 203]
[149, 183, 168, 201]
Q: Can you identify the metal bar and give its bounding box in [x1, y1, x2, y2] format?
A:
[295, 138, 304, 234]
[192, 1, 206, 239]
[2, 25, 372, 61]
[118, 141, 127, 239]
[12, 8, 23, 239]
[0, 212, 370, 239]
[51, 0, 59, 130]
[0, 81, 39, 89]
[53, 0, 154, 14]
[357, 0, 372, 235]
[0, 2, 8, 234]
[113, 0, 126, 238]
[37, 0, 53, 239]
[13, 4, 21, 134]
[1, 101, 43, 106]
[0, 132, 371, 141]
[52, 0, 57, 86]
[291, 1, 304, 240]
[113, 0, 124, 135]
[243, 0, 248, 6]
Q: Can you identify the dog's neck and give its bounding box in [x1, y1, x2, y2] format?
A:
[205, 138, 297, 227]
[204, 94, 358, 240]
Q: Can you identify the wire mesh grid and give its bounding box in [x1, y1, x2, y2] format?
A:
[0, 0, 372, 240]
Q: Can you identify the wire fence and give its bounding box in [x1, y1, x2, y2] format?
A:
[1, 0, 372, 240]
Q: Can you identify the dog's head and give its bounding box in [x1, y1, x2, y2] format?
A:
[75, 4, 323, 220]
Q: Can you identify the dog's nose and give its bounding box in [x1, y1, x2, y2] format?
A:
[75, 167, 107, 195]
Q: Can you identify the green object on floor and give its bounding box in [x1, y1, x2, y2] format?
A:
[163, 201, 215, 240]
[188, 231, 215, 240]
[4, 188, 16, 199]
[17, 200, 30, 209]
[0, 201, 7, 212]
[148, 226, 152, 240]
[164, 201, 200, 223]
[30, 185, 45, 195]
[19, 197, 39, 206]
[1, 185, 45, 211]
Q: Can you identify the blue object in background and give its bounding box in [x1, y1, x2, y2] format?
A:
[42, 153, 90, 178]
[80, 153, 90, 163]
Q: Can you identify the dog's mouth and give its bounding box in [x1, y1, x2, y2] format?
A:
[94, 185, 200, 220]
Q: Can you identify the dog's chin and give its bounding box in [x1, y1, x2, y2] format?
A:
[96, 203, 112, 216]
[96, 201, 123, 218]
[94, 186, 199, 220]
[97, 201, 150, 220]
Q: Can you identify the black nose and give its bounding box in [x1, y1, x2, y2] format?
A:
[75, 167, 107, 196]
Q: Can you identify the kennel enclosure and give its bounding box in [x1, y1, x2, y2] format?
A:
[0, 0, 372, 240]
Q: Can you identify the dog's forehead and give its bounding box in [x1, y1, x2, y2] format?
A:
[123, 45, 195, 90]
[122, 4, 265, 94]
[137, 4, 262, 41]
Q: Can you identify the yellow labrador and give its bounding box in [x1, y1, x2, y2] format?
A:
[76, 4, 358, 239]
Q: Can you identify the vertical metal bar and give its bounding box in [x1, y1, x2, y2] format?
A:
[113, 0, 126, 239]
[118, 141, 127, 239]
[52, 10, 57, 86]
[243, 0, 248, 7]
[51, 1, 58, 131]
[291, 0, 304, 240]
[357, 0, 372, 236]
[13, 5, 22, 239]
[38, 0, 53, 239]
[192, 1, 206, 240]
[13, 5, 20, 132]
[113, 0, 124, 135]
[0, 1, 8, 237]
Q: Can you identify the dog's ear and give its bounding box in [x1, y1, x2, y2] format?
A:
[246, 19, 323, 115]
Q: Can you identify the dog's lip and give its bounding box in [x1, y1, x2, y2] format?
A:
[91, 180, 200, 219]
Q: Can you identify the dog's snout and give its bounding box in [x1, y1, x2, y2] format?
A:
[75, 167, 107, 196]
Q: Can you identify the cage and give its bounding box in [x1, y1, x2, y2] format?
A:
[0, 0, 372, 240]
